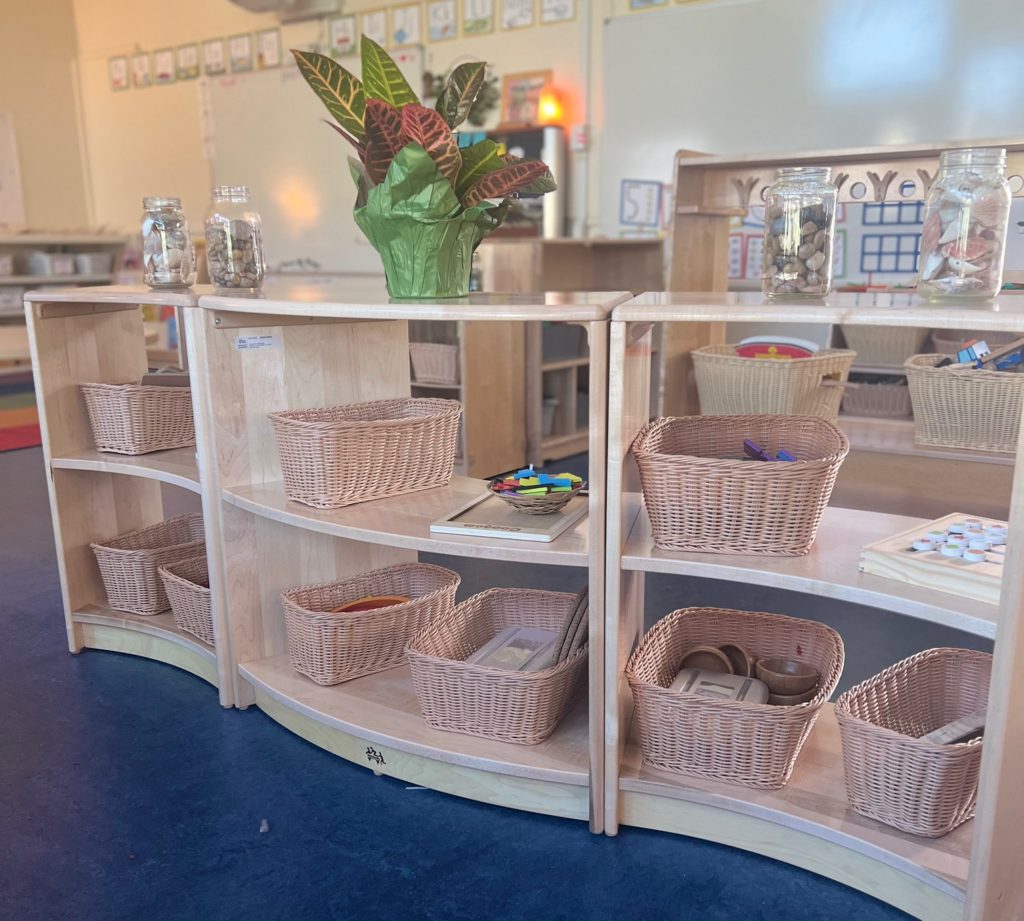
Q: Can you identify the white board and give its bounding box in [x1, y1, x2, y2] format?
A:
[205, 47, 424, 274]
[600, 0, 1024, 235]
[0, 112, 26, 227]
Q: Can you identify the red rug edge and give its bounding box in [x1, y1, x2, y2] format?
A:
[0, 423, 42, 452]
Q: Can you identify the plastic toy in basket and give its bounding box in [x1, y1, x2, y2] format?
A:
[488, 464, 585, 515]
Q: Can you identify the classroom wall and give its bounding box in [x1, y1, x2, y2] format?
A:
[71, 0, 585, 233]
[0, 0, 89, 228]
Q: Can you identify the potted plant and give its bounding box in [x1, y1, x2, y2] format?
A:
[292, 37, 557, 298]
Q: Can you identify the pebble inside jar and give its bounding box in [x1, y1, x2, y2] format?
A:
[762, 167, 837, 298]
[204, 185, 265, 289]
[917, 148, 1011, 301]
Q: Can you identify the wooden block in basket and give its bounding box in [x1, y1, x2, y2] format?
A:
[281, 562, 461, 685]
[407, 587, 588, 745]
[269, 398, 462, 509]
[626, 606, 845, 788]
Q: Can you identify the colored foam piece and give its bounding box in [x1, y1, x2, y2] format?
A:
[537, 474, 555, 484]
[776, 449, 797, 462]
[514, 467, 535, 478]
[556, 473, 582, 483]
[518, 477, 540, 487]
[517, 487, 548, 495]
[549, 478, 573, 487]
[550, 485, 572, 492]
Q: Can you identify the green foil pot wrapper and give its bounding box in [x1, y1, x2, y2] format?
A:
[353, 144, 508, 299]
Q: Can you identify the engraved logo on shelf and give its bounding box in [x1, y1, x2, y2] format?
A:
[365, 746, 386, 767]
[234, 334, 280, 351]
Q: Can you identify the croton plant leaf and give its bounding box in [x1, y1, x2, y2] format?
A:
[363, 99, 405, 183]
[349, 156, 372, 208]
[400, 105, 462, 186]
[502, 154, 558, 196]
[291, 50, 365, 142]
[435, 62, 486, 129]
[360, 35, 420, 107]
[454, 139, 504, 201]
[462, 159, 552, 208]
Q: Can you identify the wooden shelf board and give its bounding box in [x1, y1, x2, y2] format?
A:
[52, 446, 201, 494]
[616, 291, 1024, 331]
[540, 431, 590, 457]
[0, 233, 128, 246]
[622, 498, 998, 637]
[0, 274, 113, 286]
[619, 706, 970, 899]
[410, 380, 463, 390]
[840, 416, 1014, 466]
[240, 656, 589, 786]
[223, 477, 590, 566]
[201, 284, 631, 323]
[542, 356, 590, 371]
[73, 604, 213, 655]
[24, 284, 205, 306]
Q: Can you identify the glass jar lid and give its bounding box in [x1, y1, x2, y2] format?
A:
[939, 147, 1006, 169]
[143, 196, 182, 209]
[775, 166, 832, 182]
[212, 185, 251, 203]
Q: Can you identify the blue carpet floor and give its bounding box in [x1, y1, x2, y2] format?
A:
[0, 446, 924, 921]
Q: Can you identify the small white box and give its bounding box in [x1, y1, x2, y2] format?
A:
[26, 251, 75, 276]
[74, 252, 114, 275]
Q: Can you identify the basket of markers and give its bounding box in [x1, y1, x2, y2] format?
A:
[489, 465, 586, 515]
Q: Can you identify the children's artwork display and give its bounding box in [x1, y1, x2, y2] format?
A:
[203, 38, 227, 75]
[541, 0, 574, 23]
[502, 0, 534, 29]
[463, 0, 494, 32]
[154, 49, 175, 84]
[428, 0, 458, 40]
[176, 44, 200, 80]
[229, 33, 254, 73]
[131, 52, 152, 88]
[257, 28, 282, 69]
[392, 3, 423, 46]
[329, 15, 358, 55]
[109, 56, 129, 91]
[361, 9, 388, 45]
[500, 70, 550, 124]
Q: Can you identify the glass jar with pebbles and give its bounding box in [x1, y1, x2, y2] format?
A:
[917, 148, 1011, 301]
[141, 197, 196, 288]
[204, 186, 265, 289]
[762, 167, 837, 298]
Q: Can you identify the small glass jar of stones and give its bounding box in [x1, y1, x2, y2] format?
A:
[141, 196, 196, 288]
[204, 185, 264, 289]
[762, 167, 837, 298]
[917, 148, 1011, 301]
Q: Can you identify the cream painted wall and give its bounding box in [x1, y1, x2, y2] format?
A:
[72, 0, 586, 233]
[0, 0, 89, 227]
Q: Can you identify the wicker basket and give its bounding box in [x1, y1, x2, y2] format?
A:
[841, 380, 912, 418]
[905, 354, 1024, 453]
[407, 588, 588, 745]
[91, 513, 206, 616]
[269, 398, 462, 509]
[633, 414, 848, 555]
[159, 555, 214, 645]
[931, 329, 1016, 356]
[840, 325, 929, 366]
[626, 607, 844, 788]
[693, 345, 856, 420]
[489, 483, 584, 516]
[81, 382, 195, 455]
[282, 563, 460, 686]
[835, 647, 992, 837]
[410, 342, 459, 385]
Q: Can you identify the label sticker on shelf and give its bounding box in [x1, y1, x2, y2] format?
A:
[234, 334, 280, 351]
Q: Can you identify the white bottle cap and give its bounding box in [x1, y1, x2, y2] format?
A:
[926, 529, 948, 541]
[963, 548, 987, 563]
[948, 522, 968, 535]
[946, 535, 969, 548]
[963, 528, 985, 540]
[940, 543, 964, 558]
[968, 538, 992, 550]
[913, 539, 936, 551]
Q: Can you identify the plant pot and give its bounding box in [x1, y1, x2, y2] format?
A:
[358, 212, 487, 299]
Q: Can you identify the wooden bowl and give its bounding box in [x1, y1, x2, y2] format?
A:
[718, 643, 756, 677]
[678, 644, 734, 674]
[768, 687, 818, 706]
[755, 657, 819, 695]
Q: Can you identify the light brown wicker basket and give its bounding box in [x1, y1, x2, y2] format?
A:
[633, 414, 849, 555]
[282, 563, 460, 686]
[626, 606, 845, 788]
[407, 588, 588, 745]
[835, 647, 992, 837]
[80, 382, 195, 455]
[159, 555, 214, 645]
[905, 354, 1024, 453]
[931, 329, 1016, 356]
[269, 398, 463, 509]
[489, 483, 584, 515]
[91, 513, 206, 616]
[410, 342, 459, 385]
[693, 345, 856, 420]
[840, 325, 929, 367]
[841, 381, 912, 418]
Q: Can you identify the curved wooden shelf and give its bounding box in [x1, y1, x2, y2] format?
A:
[223, 477, 590, 567]
[622, 499, 998, 638]
[618, 706, 968, 921]
[52, 447, 201, 494]
[240, 656, 590, 819]
[72, 604, 217, 688]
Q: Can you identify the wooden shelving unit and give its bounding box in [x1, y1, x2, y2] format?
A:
[23, 284, 232, 706]
[185, 281, 629, 832]
[605, 291, 1024, 921]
